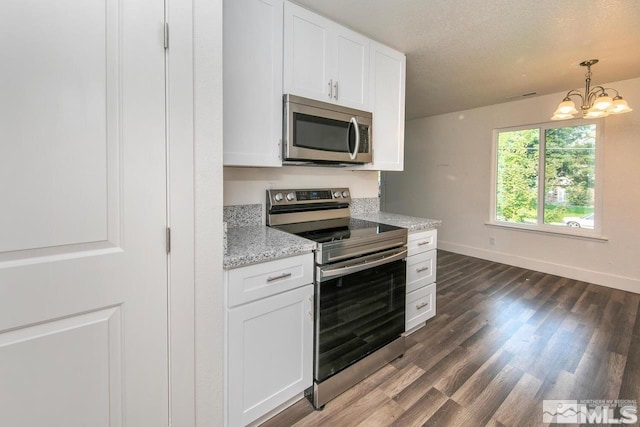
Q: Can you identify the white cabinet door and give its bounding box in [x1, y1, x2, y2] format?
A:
[365, 41, 406, 171]
[334, 27, 369, 110]
[0, 0, 168, 425]
[224, 0, 283, 167]
[284, 1, 369, 110]
[227, 284, 314, 427]
[284, 1, 333, 103]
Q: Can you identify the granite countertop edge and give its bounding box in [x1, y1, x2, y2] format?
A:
[223, 212, 442, 269]
[223, 225, 316, 270]
[352, 211, 442, 233]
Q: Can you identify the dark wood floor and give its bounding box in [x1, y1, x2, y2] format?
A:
[261, 250, 640, 427]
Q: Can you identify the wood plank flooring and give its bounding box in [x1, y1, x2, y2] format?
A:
[260, 250, 640, 427]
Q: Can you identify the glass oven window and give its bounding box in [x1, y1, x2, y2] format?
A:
[316, 259, 406, 382]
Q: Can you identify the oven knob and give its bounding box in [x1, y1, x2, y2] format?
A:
[273, 193, 283, 202]
[333, 191, 341, 198]
[286, 192, 296, 201]
[342, 191, 350, 198]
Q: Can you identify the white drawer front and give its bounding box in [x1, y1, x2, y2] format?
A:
[406, 283, 436, 331]
[226, 253, 314, 307]
[408, 228, 437, 256]
[406, 249, 436, 291]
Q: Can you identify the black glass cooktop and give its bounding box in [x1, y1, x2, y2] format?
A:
[273, 218, 403, 244]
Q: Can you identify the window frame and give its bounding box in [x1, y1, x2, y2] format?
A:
[489, 118, 604, 239]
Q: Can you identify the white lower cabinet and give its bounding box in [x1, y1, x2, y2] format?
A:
[405, 229, 437, 332]
[406, 283, 436, 331]
[225, 254, 314, 427]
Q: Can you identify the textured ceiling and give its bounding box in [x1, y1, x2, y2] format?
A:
[293, 0, 640, 119]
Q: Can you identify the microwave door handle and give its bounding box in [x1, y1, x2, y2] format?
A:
[348, 117, 360, 160]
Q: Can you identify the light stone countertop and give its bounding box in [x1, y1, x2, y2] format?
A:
[223, 225, 316, 270]
[352, 211, 442, 233]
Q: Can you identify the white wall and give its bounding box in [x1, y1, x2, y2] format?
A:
[383, 77, 640, 293]
[224, 166, 379, 205]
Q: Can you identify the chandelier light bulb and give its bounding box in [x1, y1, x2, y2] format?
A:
[555, 99, 578, 115]
[609, 97, 633, 114]
[584, 108, 609, 119]
[594, 94, 613, 111]
[551, 113, 575, 121]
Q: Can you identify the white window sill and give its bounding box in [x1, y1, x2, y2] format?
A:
[485, 221, 608, 242]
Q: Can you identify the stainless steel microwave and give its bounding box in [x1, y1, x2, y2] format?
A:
[283, 94, 372, 165]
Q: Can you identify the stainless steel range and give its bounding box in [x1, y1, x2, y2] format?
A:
[267, 188, 407, 409]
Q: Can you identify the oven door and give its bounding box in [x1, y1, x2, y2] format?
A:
[314, 248, 406, 382]
[284, 95, 372, 164]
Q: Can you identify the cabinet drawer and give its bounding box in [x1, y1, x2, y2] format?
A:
[406, 249, 436, 290]
[406, 283, 436, 331]
[226, 253, 313, 307]
[408, 229, 437, 256]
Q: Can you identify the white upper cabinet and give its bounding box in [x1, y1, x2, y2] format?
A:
[283, 3, 331, 104]
[223, 0, 283, 167]
[284, 1, 370, 111]
[223, 0, 404, 169]
[365, 41, 406, 171]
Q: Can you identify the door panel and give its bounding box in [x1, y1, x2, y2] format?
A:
[0, 0, 117, 253]
[0, 0, 168, 425]
[0, 308, 122, 427]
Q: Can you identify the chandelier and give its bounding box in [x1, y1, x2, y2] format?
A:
[551, 59, 633, 120]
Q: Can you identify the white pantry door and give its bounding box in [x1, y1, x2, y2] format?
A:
[0, 0, 168, 426]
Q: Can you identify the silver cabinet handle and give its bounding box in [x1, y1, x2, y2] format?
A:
[416, 266, 429, 273]
[333, 81, 338, 100]
[416, 301, 429, 310]
[308, 295, 313, 318]
[328, 79, 333, 98]
[417, 241, 431, 246]
[266, 272, 292, 282]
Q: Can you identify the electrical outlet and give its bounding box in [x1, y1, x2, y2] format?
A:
[489, 237, 496, 245]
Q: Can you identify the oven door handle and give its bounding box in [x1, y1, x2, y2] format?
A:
[317, 248, 407, 281]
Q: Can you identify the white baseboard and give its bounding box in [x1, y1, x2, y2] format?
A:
[439, 241, 640, 295]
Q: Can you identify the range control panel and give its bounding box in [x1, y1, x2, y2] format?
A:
[267, 188, 351, 206]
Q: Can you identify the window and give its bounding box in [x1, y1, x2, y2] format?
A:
[492, 120, 600, 235]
